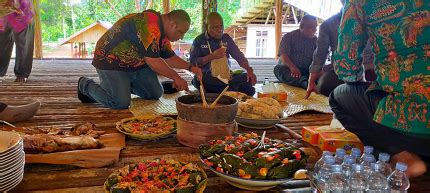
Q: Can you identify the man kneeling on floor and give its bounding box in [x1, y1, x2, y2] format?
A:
[77, 9, 202, 109]
[190, 12, 257, 96]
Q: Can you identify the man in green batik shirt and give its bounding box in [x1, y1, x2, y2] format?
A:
[330, 0, 430, 178]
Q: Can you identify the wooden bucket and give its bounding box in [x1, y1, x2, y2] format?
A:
[176, 117, 237, 148]
[176, 93, 238, 124]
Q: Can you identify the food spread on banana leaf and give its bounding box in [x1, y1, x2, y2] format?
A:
[199, 132, 307, 180]
[104, 159, 207, 193]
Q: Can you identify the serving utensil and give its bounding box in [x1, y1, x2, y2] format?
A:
[209, 85, 229, 108]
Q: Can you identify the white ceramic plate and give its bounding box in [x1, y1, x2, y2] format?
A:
[200, 157, 292, 191]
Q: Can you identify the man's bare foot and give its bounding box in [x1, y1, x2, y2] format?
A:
[14, 77, 27, 83]
[391, 151, 427, 178]
[0, 101, 41, 123]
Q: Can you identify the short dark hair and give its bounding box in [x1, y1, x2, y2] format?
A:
[301, 15, 317, 23]
[167, 9, 191, 25]
[206, 12, 223, 23]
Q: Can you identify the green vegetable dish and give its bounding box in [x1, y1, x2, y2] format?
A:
[104, 159, 207, 193]
[199, 132, 307, 180]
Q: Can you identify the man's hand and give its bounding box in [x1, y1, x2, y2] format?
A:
[211, 47, 226, 60]
[190, 66, 203, 82]
[172, 77, 189, 91]
[246, 69, 257, 85]
[304, 81, 318, 99]
[289, 65, 301, 79]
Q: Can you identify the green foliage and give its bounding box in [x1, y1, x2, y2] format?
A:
[39, 0, 240, 42]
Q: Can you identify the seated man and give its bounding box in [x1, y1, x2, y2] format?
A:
[190, 12, 257, 96]
[0, 101, 40, 123]
[77, 9, 201, 109]
[331, 0, 429, 177]
[274, 15, 317, 89]
[305, 1, 375, 98]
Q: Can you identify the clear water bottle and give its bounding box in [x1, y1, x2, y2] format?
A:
[327, 165, 349, 192]
[368, 163, 389, 193]
[342, 155, 356, 179]
[351, 147, 362, 163]
[360, 146, 374, 163]
[334, 148, 346, 164]
[313, 151, 332, 178]
[362, 154, 376, 178]
[263, 77, 270, 85]
[377, 152, 393, 177]
[317, 156, 335, 191]
[387, 162, 410, 193]
[349, 164, 368, 193]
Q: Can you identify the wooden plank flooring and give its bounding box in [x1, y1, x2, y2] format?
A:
[1, 59, 429, 192]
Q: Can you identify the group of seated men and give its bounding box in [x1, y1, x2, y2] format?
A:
[76, 4, 429, 178]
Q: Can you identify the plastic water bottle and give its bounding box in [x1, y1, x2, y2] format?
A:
[377, 152, 393, 177]
[349, 164, 368, 193]
[362, 154, 376, 178]
[387, 162, 410, 193]
[263, 77, 270, 85]
[334, 148, 346, 164]
[327, 165, 349, 192]
[313, 151, 332, 178]
[368, 163, 389, 193]
[351, 147, 362, 163]
[360, 146, 374, 163]
[341, 155, 356, 179]
[317, 156, 335, 191]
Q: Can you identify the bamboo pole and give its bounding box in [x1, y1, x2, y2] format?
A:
[104, 0, 121, 18]
[163, 0, 170, 13]
[135, 0, 141, 12]
[275, 0, 282, 60]
[33, 0, 43, 58]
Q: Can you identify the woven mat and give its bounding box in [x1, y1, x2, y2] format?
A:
[129, 83, 332, 117]
[275, 83, 333, 116]
[129, 91, 188, 116]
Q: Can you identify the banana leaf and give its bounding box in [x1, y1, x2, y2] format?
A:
[255, 157, 281, 169]
[221, 154, 244, 169]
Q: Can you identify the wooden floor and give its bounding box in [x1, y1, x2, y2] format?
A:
[1, 59, 429, 192]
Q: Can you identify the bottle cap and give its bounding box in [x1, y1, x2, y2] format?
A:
[331, 164, 342, 173]
[378, 152, 390, 162]
[343, 155, 356, 165]
[322, 151, 332, 157]
[371, 163, 382, 171]
[363, 154, 376, 163]
[324, 156, 335, 165]
[364, 146, 374, 154]
[396, 162, 408, 172]
[336, 148, 346, 157]
[351, 148, 361, 158]
[352, 164, 364, 171]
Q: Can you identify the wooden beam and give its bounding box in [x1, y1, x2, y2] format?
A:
[275, 0, 282, 60]
[202, 0, 217, 32]
[265, 8, 272, 24]
[135, 0, 141, 12]
[163, 0, 170, 13]
[33, 0, 43, 58]
[291, 6, 298, 24]
[104, 0, 121, 18]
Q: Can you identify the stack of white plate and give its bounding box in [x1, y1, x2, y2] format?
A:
[0, 131, 25, 192]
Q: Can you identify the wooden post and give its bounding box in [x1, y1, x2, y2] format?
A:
[202, 0, 217, 33]
[163, 0, 170, 13]
[33, 0, 43, 58]
[135, 0, 141, 12]
[275, 0, 282, 60]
